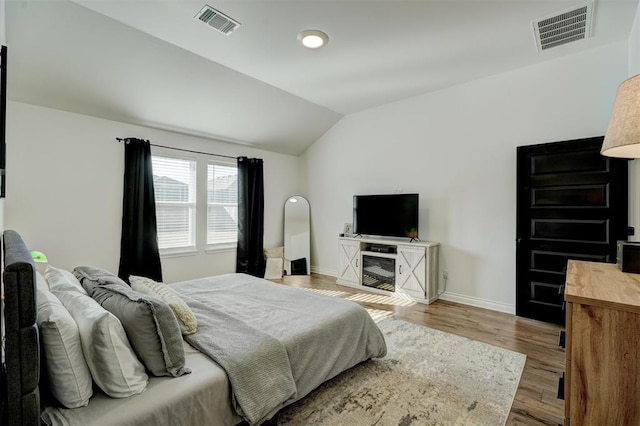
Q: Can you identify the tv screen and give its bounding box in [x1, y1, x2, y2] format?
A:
[353, 193, 419, 239]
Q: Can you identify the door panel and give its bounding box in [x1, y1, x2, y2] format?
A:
[532, 184, 608, 207]
[397, 246, 426, 297]
[531, 219, 609, 243]
[531, 250, 607, 274]
[531, 150, 606, 174]
[338, 240, 360, 284]
[530, 281, 564, 308]
[516, 137, 628, 325]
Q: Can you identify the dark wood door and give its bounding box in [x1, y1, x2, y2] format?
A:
[516, 137, 628, 325]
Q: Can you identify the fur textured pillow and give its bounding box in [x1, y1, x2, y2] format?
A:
[129, 275, 198, 335]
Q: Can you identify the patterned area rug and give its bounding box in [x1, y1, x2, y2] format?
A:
[278, 317, 526, 426]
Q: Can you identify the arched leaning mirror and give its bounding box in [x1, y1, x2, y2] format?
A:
[284, 196, 310, 275]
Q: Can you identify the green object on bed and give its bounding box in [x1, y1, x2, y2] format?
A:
[30, 250, 48, 263]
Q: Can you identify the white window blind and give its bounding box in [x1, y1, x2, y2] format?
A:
[152, 156, 196, 250]
[207, 162, 238, 245]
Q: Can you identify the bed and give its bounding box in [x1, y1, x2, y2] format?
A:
[0, 230, 387, 425]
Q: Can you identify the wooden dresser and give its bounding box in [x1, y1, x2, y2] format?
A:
[564, 260, 640, 425]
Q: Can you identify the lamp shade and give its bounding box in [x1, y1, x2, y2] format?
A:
[601, 74, 640, 158]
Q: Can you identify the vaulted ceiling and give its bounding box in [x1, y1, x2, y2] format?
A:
[6, 0, 639, 155]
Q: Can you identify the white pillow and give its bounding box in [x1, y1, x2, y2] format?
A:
[264, 246, 284, 258]
[45, 266, 87, 295]
[129, 275, 198, 335]
[36, 273, 93, 408]
[51, 280, 148, 398]
[264, 257, 284, 280]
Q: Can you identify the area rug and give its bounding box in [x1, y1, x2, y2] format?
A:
[278, 317, 526, 426]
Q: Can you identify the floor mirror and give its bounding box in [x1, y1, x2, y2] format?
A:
[284, 196, 310, 275]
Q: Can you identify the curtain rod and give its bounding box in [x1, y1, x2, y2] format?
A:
[115, 138, 237, 160]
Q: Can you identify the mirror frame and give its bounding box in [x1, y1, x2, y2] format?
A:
[283, 195, 310, 275]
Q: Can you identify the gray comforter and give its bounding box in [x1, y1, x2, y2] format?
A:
[172, 273, 387, 425]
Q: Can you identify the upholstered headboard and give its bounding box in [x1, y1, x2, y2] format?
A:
[1, 230, 40, 425]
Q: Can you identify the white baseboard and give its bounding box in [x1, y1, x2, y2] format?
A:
[309, 266, 514, 315]
[438, 291, 515, 315]
[310, 265, 336, 277]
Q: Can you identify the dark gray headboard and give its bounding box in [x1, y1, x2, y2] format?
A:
[1, 230, 40, 425]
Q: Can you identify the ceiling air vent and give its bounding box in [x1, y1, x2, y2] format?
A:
[532, 2, 593, 52]
[195, 5, 241, 35]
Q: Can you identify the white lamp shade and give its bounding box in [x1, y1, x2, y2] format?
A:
[601, 74, 640, 158]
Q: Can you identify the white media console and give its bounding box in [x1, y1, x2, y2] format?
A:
[337, 236, 440, 304]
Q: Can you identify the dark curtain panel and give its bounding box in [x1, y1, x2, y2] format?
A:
[118, 138, 163, 283]
[236, 156, 265, 277]
[1, 45, 8, 198]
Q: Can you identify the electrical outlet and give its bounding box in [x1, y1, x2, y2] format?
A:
[443, 270, 449, 280]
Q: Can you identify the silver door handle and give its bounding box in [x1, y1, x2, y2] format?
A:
[399, 265, 403, 274]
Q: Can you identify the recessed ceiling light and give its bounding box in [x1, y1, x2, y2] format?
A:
[297, 30, 329, 49]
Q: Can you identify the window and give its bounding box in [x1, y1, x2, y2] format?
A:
[207, 162, 238, 246]
[152, 156, 196, 251]
[151, 152, 238, 255]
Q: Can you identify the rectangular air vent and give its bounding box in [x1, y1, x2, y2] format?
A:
[532, 3, 593, 52]
[195, 5, 240, 35]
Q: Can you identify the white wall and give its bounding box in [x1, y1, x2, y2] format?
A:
[629, 4, 640, 75]
[0, 0, 5, 44]
[5, 102, 300, 283]
[627, 3, 640, 242]
[301, 41, 629, 313]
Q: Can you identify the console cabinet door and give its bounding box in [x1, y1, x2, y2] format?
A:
[337, 240, 360, 284]
[396, 245, 426, 298]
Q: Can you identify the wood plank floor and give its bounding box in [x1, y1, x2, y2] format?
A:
[273, 273, 565, 426]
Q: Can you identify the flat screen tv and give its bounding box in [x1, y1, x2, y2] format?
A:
[353, 193, 419, 239]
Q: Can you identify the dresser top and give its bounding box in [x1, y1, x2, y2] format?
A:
[566, 260, 640, 313]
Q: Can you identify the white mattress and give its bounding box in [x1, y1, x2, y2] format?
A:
[41, 344, 241, 426]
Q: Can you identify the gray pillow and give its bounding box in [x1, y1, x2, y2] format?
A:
[81, 279, 190, 378]
[73, 266, 129, 288]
